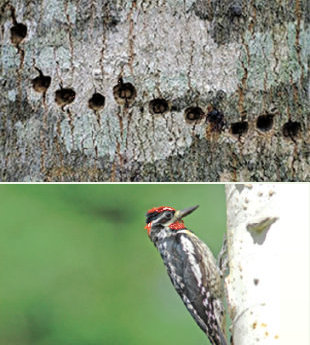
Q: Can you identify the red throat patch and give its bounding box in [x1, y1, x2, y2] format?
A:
[169, 221, 186, 230]
[145, 220, 186, 235]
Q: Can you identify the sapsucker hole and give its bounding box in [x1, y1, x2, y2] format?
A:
[55, 88, 76, 107]
[254, 278, 259, 285]
[282, 121, 301, 138]
[113, 78, 136, 106]
[231, 121, 249, 136]
[10, 23, 27, 45]
[149, 98, 169, 115]
[206, 109, 225, 132]
[229, 4, 242, 17]
[184, 107, 204, 124]
[88, 92, 105, 111]
[32, 73, 51, 93]
[256, 114, 274, 132]
[216, 89, 226, 101]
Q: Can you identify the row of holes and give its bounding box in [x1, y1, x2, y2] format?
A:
[230, 118, 301, 139]
[31, 71, 301, 139]
[8, 19, 302, 140]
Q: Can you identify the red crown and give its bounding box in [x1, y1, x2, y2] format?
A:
[146, 206, 176, 214]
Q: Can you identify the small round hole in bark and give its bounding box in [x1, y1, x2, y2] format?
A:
[184, 106, 204, 124]
[282, 121, 301, 138]
[31, 69, 51, 93]
[113, 78, 136, 106]
[231, 121, 248, 136]
[149, 98, 169, 115]
[88, 93, 105, 111]
[254, 278, 259, 285]
[206, 108, 225, 132]
[216, 89, 226, 101]
[10, 23, 27, 45]
[55, 87, 76, 108]
[230, 4, 242, 17]
[256, 114, 274, 132]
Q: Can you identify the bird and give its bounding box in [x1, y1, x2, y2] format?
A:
[145, 205, 227, 345]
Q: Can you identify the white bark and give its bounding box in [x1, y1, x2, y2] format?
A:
[225, 184, 309, 345]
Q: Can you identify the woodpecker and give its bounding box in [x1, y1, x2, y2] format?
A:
[145, 205, 227, 345]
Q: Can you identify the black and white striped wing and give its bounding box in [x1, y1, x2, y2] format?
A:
[162, 231, 227, 345]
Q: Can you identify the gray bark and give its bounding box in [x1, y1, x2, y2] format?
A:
[0, 0, 309, 181]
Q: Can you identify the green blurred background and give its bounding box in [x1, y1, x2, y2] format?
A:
[0, 184, 226, 345]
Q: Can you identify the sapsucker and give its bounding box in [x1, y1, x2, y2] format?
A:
[145, 205, 227, 345]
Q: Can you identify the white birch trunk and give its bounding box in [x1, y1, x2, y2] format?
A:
[225, 184, 310, 345]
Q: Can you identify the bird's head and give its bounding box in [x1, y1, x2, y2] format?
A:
[145, 205, 199, 236]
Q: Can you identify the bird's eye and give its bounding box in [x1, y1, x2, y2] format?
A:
[165, 212, 173, 219]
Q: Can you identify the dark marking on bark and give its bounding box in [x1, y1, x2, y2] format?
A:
[32, 67, 51, 94]
[282, 121, 301, 140]
[102, 1, 120, 31]
[55, 86, 76, 110]
[116, 107, 123, 135]
[90, 0, 95, 41]
[206, 106, 225, 133]
[190, 0, 214, 21]
[66, 109, 75, 146]
[116, 142, 124, 180]
[88, 93, 105, 112]
[256, 114, 273, 132]
[187, 40, 195, 92]
[113, 78, 137, 107]
[247, 217, 278, 244]
[271, 27, 279, 80]
[53, 121, 65, 181]
[128, 0, 136, 74]
[114, 107, 124, 178]
[231, 121, 248, 137]
[248, 0, 256, 34]
[10, 22, 27, 46]
[9, 5, 27, 52]
[135, 107, 146, 162]
[64, 1, 75, 77]
[229, 3, 242, 18]
[39, 95, 50, 176]
[110, 155, 117, 182]
[238, 35, 250, 119]
[149, 98, 169, 115]
[295, 0, 304, 85]
[100, 7, 108, 79]
[124, 107, 133, 166]
[8, 6, 26, 116]
[184, 106, 204, 124]
[90, 128, 99, 162]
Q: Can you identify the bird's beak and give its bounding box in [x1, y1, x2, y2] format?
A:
[174, 205, 199, 220]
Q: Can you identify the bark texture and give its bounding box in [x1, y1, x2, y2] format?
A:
[0, 0, 309, 181]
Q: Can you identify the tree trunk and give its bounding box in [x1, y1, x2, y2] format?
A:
[0, 0, 309, 182]
[225, 184, 310, 345]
